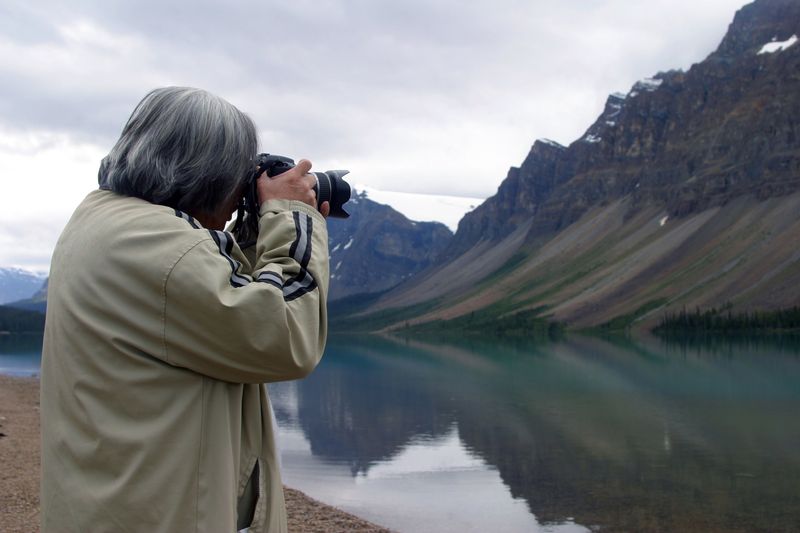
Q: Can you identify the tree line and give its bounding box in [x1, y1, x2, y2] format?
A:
[0, 305, 46, 333]
[655, 305, 800, 335]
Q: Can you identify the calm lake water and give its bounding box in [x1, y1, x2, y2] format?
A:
[0, 334, 42, 376]
[4, 332, 800, 532]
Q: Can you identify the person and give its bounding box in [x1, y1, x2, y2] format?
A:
[40, 87, 330, 532]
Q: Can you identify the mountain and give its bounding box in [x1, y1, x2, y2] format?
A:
[0, 268, 47, 305]
[6, 278, 48, 313]
[349, 0, 800, 332]
[327, 190, 453, 301]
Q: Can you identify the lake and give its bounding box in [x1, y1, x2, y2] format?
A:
[0, 334, 42, 377]
[4, 332, 800, 532]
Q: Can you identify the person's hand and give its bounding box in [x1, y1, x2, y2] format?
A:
[257, 158, 330, 217]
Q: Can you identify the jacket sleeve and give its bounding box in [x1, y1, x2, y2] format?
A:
[161, 200, 329, 383]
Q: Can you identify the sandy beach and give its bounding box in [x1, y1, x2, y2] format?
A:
[0, 375, 391, 533]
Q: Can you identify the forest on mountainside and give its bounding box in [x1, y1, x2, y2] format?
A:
[0, 305, 45, 333]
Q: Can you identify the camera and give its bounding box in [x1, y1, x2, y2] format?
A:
[232, 153, 352, 247]
[255, 154, 351, 218]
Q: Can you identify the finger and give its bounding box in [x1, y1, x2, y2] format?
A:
[305, 173, 318, 190]
[294, 158, 312, 176]
[305, 190, 317, 208]
[320, 201, 330, 218]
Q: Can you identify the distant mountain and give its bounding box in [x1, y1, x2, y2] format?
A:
[0, 268, 47, 305]
[328, 190, 453, 301]
[6, 278, 48, 314]
[347, 0, 800, 332]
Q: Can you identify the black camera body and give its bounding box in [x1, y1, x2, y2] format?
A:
[232, 153, 351, 247]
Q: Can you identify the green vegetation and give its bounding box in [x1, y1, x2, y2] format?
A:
[529, 263, 602, 304]
[475, 252, 529, 290]
[657, 331, 800, 355]
[0, 305, 45, 333]
[655, 305, 800, 336]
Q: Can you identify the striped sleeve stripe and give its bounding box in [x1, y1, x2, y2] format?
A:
[172, 209, 253, 288]
[283, 271, 318, 302]
[256, 271, 283, 289]
[299, 212, 313, 268]
[174, 209, 201, 229]
[257, 270, 317, 301]
[254, 210, 318, 301]
[209, 230, 252, 288]
[289, 211, 313, 268]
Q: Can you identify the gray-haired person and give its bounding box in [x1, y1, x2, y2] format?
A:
[40, 87, 330, 532]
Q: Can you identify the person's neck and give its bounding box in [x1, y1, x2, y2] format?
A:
[193, 211, 227, 231]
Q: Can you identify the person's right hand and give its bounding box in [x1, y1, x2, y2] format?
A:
[257, 158, 317, 208]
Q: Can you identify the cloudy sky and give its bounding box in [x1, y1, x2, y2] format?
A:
[0, 0, 750, 271]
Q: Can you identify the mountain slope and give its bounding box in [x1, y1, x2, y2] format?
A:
[6, 278, 48, 313]
[0, 268, 47, 305]
[328, 191, 453, 301]
[354, 0, 800, 331]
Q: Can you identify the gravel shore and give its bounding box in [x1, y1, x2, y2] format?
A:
[0, 375, 391, 533]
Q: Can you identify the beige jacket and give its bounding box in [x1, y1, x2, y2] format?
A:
[40, 190, 329, 532]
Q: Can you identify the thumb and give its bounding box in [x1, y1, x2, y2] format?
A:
[293, 158, 312, 176]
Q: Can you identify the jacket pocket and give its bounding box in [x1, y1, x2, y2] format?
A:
[249, 458, 268, 531]
[236, 456, 259, 530]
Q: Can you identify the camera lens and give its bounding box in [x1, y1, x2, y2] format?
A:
[313, 171, 351, 218]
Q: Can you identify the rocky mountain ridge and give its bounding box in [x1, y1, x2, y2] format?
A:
[353, 0, 800, 331]
[446, 0, 799, 261]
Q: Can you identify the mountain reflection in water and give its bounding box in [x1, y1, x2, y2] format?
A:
[269, 334, 800, 533]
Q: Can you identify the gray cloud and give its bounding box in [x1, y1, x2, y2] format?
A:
[0, 1, 751, 272]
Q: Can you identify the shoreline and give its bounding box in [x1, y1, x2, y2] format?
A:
[0, 374, 391, 533]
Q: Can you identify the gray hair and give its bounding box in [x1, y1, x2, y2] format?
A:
[98, 87, 258, 215]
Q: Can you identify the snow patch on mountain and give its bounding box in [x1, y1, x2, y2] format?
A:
[538, 138, 566, 149]
[0, 267, 48, 304]
[628, 77, 663, 97]
[758, 34, 798, 55]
